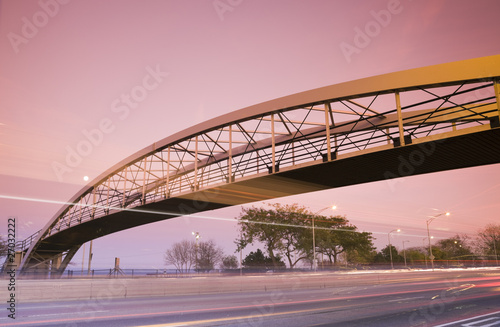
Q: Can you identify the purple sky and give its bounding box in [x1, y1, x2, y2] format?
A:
[1, 0, 500, 269]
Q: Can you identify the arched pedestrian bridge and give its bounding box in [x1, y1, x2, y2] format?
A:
[10, 55, 500, 277]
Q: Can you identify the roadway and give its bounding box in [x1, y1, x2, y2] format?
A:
[1, 268, 499, 326]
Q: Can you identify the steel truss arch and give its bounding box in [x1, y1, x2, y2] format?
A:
[10, 55, 500, 277]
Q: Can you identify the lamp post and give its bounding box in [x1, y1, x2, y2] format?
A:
[192, 231, 200, 272]
[312, 205, 337, 271]
[81, 243, 85, 276]
[493, 234, 498, 266]
[422, 237, 432, 269]
[422, 238, 428, 269]
[402, 240, 409, 268]
[426, 212, 450, 271]
[87, 240, 93, 275]
[388, 229, 401, 269]
[239, 231, 243, 276]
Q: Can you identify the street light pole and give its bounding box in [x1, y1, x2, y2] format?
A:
[192, 231, 200, 272]
[312, 215, 316, 271]
[426, 219, 434, 270]
[239, 231, 243, 276]
[87, 240, 93, 275]
[402, 240, 409, 268]
[312, 205, 336, 271]
[493, 234, 498, 266]
[422, 238, 428, 269]
[426, 212, 450, 271]
[388, 229, 401, 269]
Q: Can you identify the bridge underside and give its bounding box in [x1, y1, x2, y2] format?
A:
[26, 127, 500, 276]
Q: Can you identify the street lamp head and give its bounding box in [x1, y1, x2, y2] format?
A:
[314, 204, 338, 215]
[428, 211, 451, 222]
[388, 228, 401, 235]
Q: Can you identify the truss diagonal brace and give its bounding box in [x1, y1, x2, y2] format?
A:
[345, 99, 383, 117]
[52, 245, 81, 279]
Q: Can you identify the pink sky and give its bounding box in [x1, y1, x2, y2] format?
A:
[1, 0, 500, 269]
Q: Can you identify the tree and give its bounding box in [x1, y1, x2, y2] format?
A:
[404, 247, 426, 265]
[236, 203, 374, 269]
[375, 245, 403, 264]
[221, 255, 238, 270]
[435, 235, 473, 260]
[242, 249, 285, 270]
[314, 217, 375, 265]
[164, 240, 195, 273]
[195, 239, 224, 272]
[344, 247, 376, 265]
[236, 203, 311, 269]
[0, 236, 7, 258]
[476, 224, 500, 260]
[165, 239, 225, 273]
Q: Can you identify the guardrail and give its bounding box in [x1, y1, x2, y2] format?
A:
[15, 230, 41, 251]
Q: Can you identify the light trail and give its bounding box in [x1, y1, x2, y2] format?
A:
[0, 272, 498, 326]
[0, 194, 368, 235]
[0, 287, 444, 327]
[434, 310, 500, 327]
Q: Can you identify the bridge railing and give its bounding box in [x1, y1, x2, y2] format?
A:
[15, 230, 41, 252]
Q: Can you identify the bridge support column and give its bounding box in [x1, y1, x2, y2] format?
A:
[51, 245, 81, 279]
[50, 254, 63, 279]
[13, 252, 23, 268]
[2, 251, 23, 275]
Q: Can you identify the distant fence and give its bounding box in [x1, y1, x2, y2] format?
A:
[21, 268, 231, 279]
[365, 259, 500, 270]
[2, 259, 499, 280]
